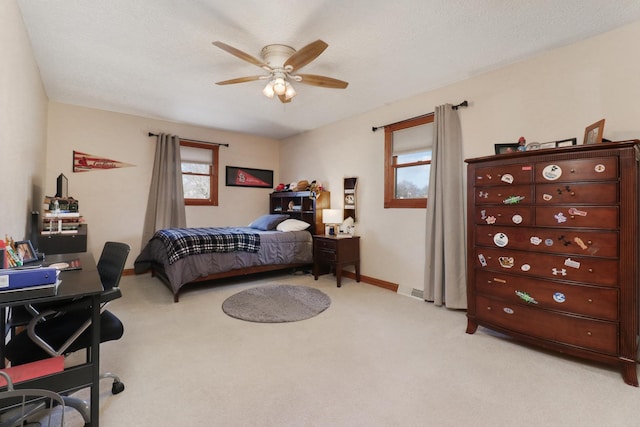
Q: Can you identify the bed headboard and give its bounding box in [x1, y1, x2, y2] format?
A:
[269, 190, 330, 235]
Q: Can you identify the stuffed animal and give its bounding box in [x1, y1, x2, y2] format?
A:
[309, 180, 323, 198]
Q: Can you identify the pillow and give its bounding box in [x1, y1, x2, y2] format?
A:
[276, 218, 311, 232]
[248, 214, 289, 231]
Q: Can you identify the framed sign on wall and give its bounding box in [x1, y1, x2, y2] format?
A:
[225, 166, 274, 188]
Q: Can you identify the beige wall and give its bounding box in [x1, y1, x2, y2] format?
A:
[280, 20, 640, 295]
[0, 0, 48, 241]
[6, 0, 639, 290]
[46, 103, 280, 266]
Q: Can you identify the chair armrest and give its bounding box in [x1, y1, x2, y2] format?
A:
[26, 308, 68, 357]
[101, 287, 122, 303]
[25, 287, 121, 358]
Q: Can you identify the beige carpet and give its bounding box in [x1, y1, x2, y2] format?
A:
[52, 271, 640, 426]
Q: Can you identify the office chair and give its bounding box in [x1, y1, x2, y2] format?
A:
[0, 371, 68, 426]
[3, 242, 130, 423]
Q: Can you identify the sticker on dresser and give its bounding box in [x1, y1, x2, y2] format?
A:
[542, 164, 562, 180]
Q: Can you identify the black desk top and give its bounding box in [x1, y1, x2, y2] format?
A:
[0, 253, 103, 308]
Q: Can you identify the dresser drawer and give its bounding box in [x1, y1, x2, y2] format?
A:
[535, 206, 619, 229]
[474, 206, 534, 226]
[475, 247, 619, 287]
[474, 270, 618, 321]
[314, 238, 337, 262]
[535, 157, 618, 183]
[536, 182, 618, 204]
[475, 185, 533, 205]
[476, 225, 618, 258]
[474, 163, 533, 186]
[476, 295, 618, 354]
[316, 250, 336, 262]
[314, 238, 337, 252]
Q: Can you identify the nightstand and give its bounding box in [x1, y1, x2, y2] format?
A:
[313, 235, 360, 287]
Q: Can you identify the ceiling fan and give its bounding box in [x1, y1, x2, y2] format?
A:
[212, 40, 348, 103]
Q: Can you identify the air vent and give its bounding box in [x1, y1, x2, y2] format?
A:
[411, 288, 424, 299]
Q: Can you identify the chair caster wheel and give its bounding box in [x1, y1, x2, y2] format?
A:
[112, 381, 125, 394]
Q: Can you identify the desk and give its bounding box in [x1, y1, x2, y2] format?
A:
[0, 252, 103, 426]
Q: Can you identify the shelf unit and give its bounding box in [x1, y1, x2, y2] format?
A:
[38, 224, 88, 255]
[269, 191, 330, 235]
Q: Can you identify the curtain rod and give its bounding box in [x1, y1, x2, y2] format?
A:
[147, 132, 229, 147]
[371, 100, 468, 132]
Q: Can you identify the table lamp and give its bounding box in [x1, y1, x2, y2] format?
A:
[322, 209, 343, 236]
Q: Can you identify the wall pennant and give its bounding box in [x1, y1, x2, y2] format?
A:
[73, 151, 134, 172]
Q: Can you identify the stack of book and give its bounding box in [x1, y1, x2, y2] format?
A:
[41, 196, 84, 235]
[41, 211, 83, 234]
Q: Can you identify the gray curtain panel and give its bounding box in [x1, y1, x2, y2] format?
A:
[141, 133, 186, 247]
[424, 104, 467, 308]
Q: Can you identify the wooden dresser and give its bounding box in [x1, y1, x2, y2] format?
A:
[465, 140, 640, 386]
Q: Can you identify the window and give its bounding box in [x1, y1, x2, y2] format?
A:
[384, 114, 434, 208]
[180, 141, 218, 206]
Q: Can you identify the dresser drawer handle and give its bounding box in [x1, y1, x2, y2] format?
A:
[587, 299, 593, 304]
[587, 331, 592, 337]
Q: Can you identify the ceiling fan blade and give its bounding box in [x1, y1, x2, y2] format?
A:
[278, 94, 292, 104]
[212, 41, 272, 71]
[284, 40, 328, 72]
[215, 76, 264, 85]
[296, 74, 349, 89]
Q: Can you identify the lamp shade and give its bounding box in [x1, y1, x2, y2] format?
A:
[262, 81, 275, 98]
[322, 209, 343, 224]
[273, 77, 286, 96]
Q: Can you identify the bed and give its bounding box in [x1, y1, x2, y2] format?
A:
[133, 215, 313, 302]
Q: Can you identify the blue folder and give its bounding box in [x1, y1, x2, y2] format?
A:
[0, 267, 58, 290]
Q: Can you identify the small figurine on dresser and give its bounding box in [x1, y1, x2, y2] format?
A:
[517, 136, 527, 151]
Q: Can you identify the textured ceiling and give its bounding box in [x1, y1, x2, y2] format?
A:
[17, 1, 640, 140]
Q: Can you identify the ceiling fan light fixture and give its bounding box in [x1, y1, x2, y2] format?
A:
[213, 40, 348, 103]
[273, 77, 286, 96]
[262, 81, 275, 98]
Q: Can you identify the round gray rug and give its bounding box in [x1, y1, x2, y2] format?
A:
[222, 284, 331, 323]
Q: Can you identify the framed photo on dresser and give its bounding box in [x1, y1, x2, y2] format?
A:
[494, 143, 520, 154]
[583, 119, 605, 144]
[556, 137, 577, 147]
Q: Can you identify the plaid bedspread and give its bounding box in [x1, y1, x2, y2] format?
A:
[154, 227, 260, 264]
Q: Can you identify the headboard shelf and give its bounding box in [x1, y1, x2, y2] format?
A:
[269, 191, 330, 235]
